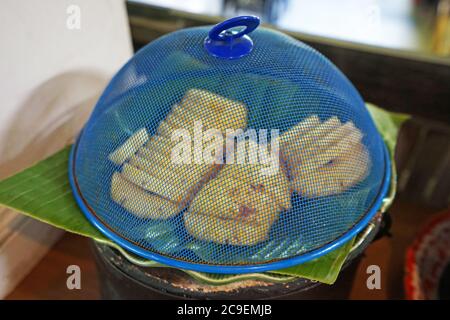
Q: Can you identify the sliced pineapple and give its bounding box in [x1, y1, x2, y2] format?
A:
[111, 172, 179, 219]
[217, 164, 291, 210]
[108, 128, 149, 165]
[281, 116, 370, 197]
[185, 152, 290, 245]
[110, 89, 248, 220]
[184, 210, 271, 246]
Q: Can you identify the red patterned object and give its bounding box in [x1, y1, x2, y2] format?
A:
[405, 210, 450, 300]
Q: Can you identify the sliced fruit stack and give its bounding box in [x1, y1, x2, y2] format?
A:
[110, 89, 247, 220]
[107, 89, 371, 246]
[280, 115, 370, 197]
[184, 140, 291, 246]
[157, 89, 247, 137]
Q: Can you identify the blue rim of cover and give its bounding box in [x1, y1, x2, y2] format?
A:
[204, 16, 260, 59]
[68, 131, 391, 274]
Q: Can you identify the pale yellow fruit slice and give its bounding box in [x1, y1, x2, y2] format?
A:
[219, 136, 291, 209]
[189, 182, 239, 218]
[134, 150, 214, 183]
[184, 210, 270, 246]
[108, 128, 149, 165]
[217, 164, 291, 210]
[295, 120, 355, 165]
[230, 182, 280, 226]
[292, 143, 370, 197]
[180, 89, 237, 115]
[188, 174, 280, 228]
[156, 120, 175, 138]
[129, 154, 194, 188]
[110, 172, 179, 219]
[144, 135, 179, 159]
[129, 151, 221, 207]
[314, 121, 359, 152]
[282, 116, 341, 166]
[146, 134, 174, 149]
[222, 102, 248, 132]
[190, 177, 272, 223]
[279, 115, 320, 146]
[121, 163, 185, 203]
[297, 125, 363, 173]
[167, 105, 222, 133]
[256, 169, 292, 210]
[282, 116, 369, 197]
[181, 89, 247, 131]
[144, 134, 223, 166]
[316, 143, 370, 188]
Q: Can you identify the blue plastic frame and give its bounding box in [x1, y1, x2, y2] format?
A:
[69, 133, 391, 274]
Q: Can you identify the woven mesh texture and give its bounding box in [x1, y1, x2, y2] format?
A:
[72, 26, 387, 267]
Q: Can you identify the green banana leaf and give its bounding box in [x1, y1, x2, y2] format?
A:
[0, 147, 104, 241]
[0, 103, 409, 286]
[366, 103, 409, 155]
[271, 237, 355, 284]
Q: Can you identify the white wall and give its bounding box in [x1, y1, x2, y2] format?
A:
[0, 0, 133, 298]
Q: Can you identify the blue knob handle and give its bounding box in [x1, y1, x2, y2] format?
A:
[204, 16, 260, 59]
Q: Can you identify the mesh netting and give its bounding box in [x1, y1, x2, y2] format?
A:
[71, 25, 388, 271]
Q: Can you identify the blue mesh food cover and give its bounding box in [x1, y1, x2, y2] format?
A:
[69, 16, 390, 273]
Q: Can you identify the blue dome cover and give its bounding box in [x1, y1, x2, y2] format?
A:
[69, 17, 390, 273]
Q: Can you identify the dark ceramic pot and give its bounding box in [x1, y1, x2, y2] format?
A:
[91, 212, 388, 300]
